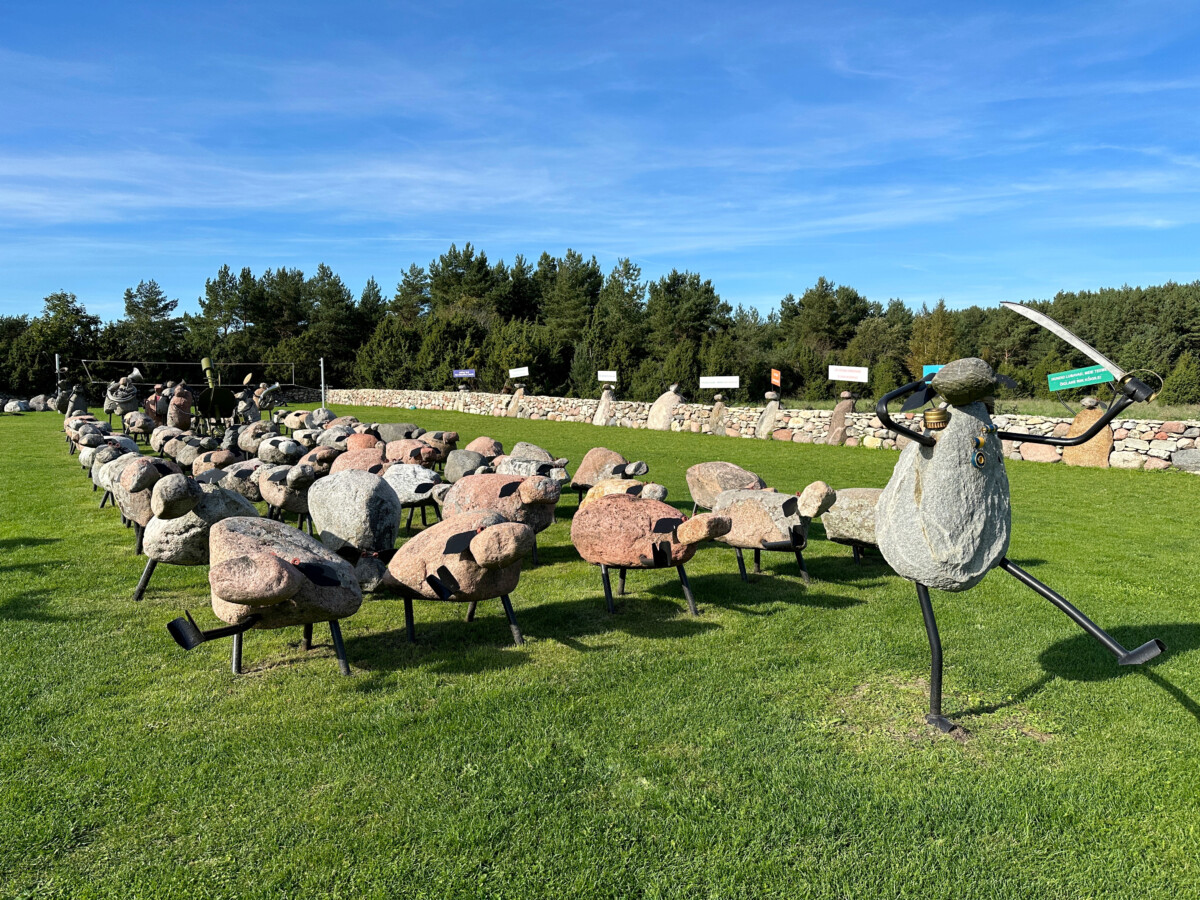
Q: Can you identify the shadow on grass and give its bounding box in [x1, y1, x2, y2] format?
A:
[1039, 623, 1200, 724]
[0, 589, 65, 622]
[0, 537, 61, 551]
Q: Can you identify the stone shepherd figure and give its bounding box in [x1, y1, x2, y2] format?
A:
[876, 354, 1165, 732]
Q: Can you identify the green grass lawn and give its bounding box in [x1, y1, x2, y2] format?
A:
[3, 406, 1199, 899]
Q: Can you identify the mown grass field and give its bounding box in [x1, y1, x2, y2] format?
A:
[2, 405, 1199, 899]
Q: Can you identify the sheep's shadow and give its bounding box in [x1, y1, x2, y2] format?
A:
[0, 537, 61, 551]
[0, 589, 65, 622]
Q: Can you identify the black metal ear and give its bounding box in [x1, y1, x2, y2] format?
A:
[498, 481, 520, 498]
[378, 547, 399, 564]
[789, 523, 808, 550]
[995, 374, 1019, 390]
[651, 541, 672, 567]
[901, 384, 936, 412]
[367, 464, 384, 474]
[296, 562, 341, 587]
[335, 545, 363, 565]
[443, 531, 475, 554]
[267, 469, 288, 483]
[536, 463, 552, 476]
[781, 496, 798, 517]
[611, 463, 628, 477]
[415, 482, 434, 494]
[426, 566, 460, 599]
[625, 484, 643, 495]
[653, 517, 682, 534]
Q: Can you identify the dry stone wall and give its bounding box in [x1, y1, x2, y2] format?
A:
[327, 388, 1200, 473]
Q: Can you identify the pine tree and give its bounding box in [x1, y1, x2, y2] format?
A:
[1159, 351, 1200, 405]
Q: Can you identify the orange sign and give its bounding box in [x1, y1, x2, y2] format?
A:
[770, 368, 781, 387]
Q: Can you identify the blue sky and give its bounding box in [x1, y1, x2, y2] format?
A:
[3, 0, 1199, 321]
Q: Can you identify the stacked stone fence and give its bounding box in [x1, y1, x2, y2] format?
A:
[313, 388, 1199, 473]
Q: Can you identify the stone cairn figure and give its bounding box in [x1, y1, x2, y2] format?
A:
[876, 356, 1166, 731]
[167, 383, 194, 431]
[103, 376, 140, 426]
[166, 517, 362, 675]
[234, 384, 262, 423]
[571, 494, 731, 615]
[66, 383, 90, 418]
[712, 481, 836, 583]
[144, 383, 168, 427]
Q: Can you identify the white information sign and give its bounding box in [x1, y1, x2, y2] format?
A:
[597, 370, 618, 382]
[508, 366, 530, 378]
[700, 376, 740, 390]
[828, 365, 870, 384]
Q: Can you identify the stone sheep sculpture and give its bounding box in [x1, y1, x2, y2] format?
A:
[571, 494, 731, 615]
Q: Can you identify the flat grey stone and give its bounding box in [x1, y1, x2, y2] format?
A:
[382, 463, 442, 506]
[822, 488, 883, 546]
[445, 449, 487, 483]
[1171, 448, 1200, 472]
[931, 358, 996, 406]
[309, 470, 401, 590]
[144, 484, 257, 565]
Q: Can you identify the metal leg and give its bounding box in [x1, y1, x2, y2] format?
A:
[133, 558, 157, 602]
[794, 549, 811, 585]
[916, 583, 954, 732]
[998, 558, 1164, 665]
[100, 490, 111, 509]
[466, 601, 477, 622]
[853, 545, 862, 565]
[677, 564, 698, 616]
[754, 548, 762, 574]
[134, 523, 143, 556]
[600, 565, 616, 614]
[301, 623, 312, 651]
[618, 567, 627, 596]
[404, 598, 416, 643]
[500, 594, 524, 646]
[329, 620, 351, 676]
[530, 541, 538, 566]
[420, 505, 427, 526]
[735, 548, 748, 582]
[232, 632, 243, 675]
[93, 481, 97, 492]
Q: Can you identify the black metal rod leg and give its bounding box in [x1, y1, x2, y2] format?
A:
[232, 632, 243, 675]
[301, 623, 313, 651]
[677, 565, 698, 616]
[404, 598, 416, 642]
[916, 583, 954, 732]
[998, 557, 1164, 665]
[753, 548, 762, 574]
[794, 549, 811, 585]
[420, 504, 427, 526]
[853, 545, 862, 565]
[329, 620, 351, 676]
[500, 594, 524, 645]
[466, 601, 477, 622]
[134, 523, 144, 556]
[530, 541, 538, 566]
[618, 567, 627, 596]
[133, 558, 157, 602]
[735, 548, 748, 582]
[600, 564, 616, 614]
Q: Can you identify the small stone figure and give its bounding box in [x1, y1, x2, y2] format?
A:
[167, 383, 193, 430]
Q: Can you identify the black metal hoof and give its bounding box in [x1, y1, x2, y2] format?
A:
[925, 714, 957, 733]
[1119, 639, 1166, 666]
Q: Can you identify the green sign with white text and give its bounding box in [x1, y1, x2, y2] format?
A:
[1047, 365, 1115, 392]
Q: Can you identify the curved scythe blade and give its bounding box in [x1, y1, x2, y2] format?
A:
[1000, 302, 1126, 380]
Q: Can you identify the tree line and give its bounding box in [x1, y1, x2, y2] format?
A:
[4, 243, 1200, 407]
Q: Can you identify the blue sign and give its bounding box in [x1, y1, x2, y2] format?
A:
[922, 364, 944, 378]
[452, 369, 476, 378]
